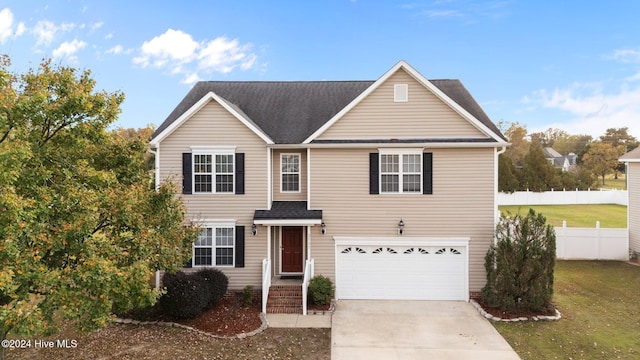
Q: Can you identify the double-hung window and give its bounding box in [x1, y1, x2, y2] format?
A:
[281, 154, 300, 192]
[193, 224, 235, 267]
[192, 147, 235, 194]
[380, 150, 422, 193]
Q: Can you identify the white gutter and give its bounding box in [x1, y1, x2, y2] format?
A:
[268, 141, 509, 149]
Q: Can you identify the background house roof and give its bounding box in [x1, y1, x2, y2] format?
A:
[152, 79, 505, 144]
[621, 147, 640, 161]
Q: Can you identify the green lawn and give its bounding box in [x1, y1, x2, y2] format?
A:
[493, 261, 640, 360]
[597, 174, 627, 190]
[498, 204, 627, 228]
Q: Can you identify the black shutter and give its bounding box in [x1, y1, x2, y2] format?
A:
[235, 153, 245, 194]
[235, 226, 245, 268]
[182, 153, 192, 195]
[369, 153, 379, 194]
[423, 152, 433, 195]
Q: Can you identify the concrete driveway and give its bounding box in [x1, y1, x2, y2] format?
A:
[331, 300, 520, 360]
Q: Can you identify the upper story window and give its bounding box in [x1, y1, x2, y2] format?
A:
[281, 153, 300, 192]
[191, 146, 235, 194]
[380, 150, 421, 194]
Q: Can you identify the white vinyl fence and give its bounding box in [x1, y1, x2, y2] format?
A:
[555, 223, 629, 260]
[498, 189, 627, 206]
[497, 191, 630, 260]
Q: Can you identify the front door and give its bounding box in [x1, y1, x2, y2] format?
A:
[281, 226, 303, 273]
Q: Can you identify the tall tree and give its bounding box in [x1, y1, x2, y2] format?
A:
[498, 153, 519, 193]
[529, 128, 569, 148]
[582, 141, 621, 186]
[523, 139, 560, 191]
[600, 127, 639, 178]
[503, 122, 529, 167]
[0, 57, 198, 346]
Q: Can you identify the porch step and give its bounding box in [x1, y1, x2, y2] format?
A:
[267, 285, 303, 314]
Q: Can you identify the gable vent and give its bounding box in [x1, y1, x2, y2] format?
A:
[394, 84, 408, 102]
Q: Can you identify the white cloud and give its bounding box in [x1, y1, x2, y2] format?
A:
[33, 20, 59, 46]
[0, 8, 14, 43]
[134, 29, 259, 80]
[90, 21, 104, 31]
[197, 36, 256, 73]
[182, 73, 202, 85]
[134, 29, 199, 67]
[52, 39, 87, 61]
[609, 48, 640, 64]
[106, 44, 132, 55]
[15, 22, 25, 37]
[527, 81, 640, 137]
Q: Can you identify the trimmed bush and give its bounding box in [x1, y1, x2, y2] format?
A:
[308, 275, 334, 306]
[160, 272, 212, 319]
[482, 209, 556, 313]
[241, 285, 254, 307]
[194, 268, 229, 308]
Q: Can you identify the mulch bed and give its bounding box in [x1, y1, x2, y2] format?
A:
[122, 297, 333, 337]
[472, 295, 557, 319]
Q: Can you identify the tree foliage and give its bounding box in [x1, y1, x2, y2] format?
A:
[482, 209, 556, 313]
[522, 140, 560, 191]
[502, 122, 529, 167]
[0, 56, 199, 341]
[582, 141, 622, 185]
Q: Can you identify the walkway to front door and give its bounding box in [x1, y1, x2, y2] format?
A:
[281, 226, 303, 273]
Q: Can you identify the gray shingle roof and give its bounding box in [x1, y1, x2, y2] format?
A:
[152, 79, 505, 144]
[254, 201, 322, 220]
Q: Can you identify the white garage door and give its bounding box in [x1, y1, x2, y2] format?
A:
[335, 238, 469, 301]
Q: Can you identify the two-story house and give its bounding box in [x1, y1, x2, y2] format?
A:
[150, 61, 509, 313]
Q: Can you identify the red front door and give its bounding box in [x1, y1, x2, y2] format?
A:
[282, 226, 303, 273]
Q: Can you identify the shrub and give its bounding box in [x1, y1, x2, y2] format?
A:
[481, 209, 556, 313]
[194, 268, 229, 308]
[241, 285, 254, 307]
[160, 272, 211, 319]
[308, 275, 334, 306]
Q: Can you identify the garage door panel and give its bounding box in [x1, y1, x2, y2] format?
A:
[336, 243, 467, 300]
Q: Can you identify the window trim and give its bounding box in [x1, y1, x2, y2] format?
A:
[280, 153, 301, 193]
[378, 148, 422, 194]
[190, 146, 236, 194]
[192, 221, 236, 267]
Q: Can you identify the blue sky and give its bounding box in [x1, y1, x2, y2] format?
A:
[1, 1, 640, 139]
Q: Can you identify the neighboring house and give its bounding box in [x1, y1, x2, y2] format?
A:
[150, 61, 508, 309]
[621, 147, 640, 253]
[543, 147, 576, 172]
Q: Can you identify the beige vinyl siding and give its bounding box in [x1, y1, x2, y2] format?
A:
[316, 69, 487, 140]
[308, 147, 495, 292]
[629, 163, 640, 252]
[272, 149, 307, 201]
[158, 100, 268, 289]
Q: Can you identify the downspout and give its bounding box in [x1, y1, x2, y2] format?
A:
[494, 146, 507, 246]
[149, 145, 160, 191]
[148, 146, 160, 289]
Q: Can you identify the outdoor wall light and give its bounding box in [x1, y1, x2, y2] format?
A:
[252, 224, 257, 236]
[398, 219, 405, 235]
[321, 222, 326, 235]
